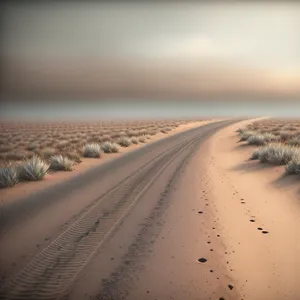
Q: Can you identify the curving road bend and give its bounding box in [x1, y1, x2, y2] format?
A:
[0, 119, 241, 300]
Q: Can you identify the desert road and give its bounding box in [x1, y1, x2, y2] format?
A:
[0, 119, 244, 300]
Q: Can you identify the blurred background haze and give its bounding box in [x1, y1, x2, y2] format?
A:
[1, 1, 299, 120]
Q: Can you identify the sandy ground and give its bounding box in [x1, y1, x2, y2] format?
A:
[0, 119, 221, 204]
[0, 119, 238, 300]
[200, 118, 300, 300]
[3, 117, 299, 300]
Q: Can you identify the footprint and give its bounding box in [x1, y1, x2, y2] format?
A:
[250, 219, 255, 223]
[262, 231, 269, 234]
[198, 258, 207, 263]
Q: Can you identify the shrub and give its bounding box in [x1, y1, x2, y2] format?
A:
[57, 140, 70, 149]
[41, 148, 57, 158]
[0, 164, 19, 188]
[252, 143, 300, 165]
[127, 130, 139, 137]
[285, 158, 300, 174]
[250, 149, 261, 160]
[247, 135, 266, 146]
[117, 137, 132, 147]
[50, 155, 74, 171]
[26, 143, 39, 151]
[236, 128, 245, 134]
[66, 151, 82, 163]
[160, 129, 169, 134]
[82, 143, 102, 158]
[138, 129, 148, 136]
[19, 155, 49, 181]
[287, 138, 300, 147]
[238, 131, 257, 142]
[247, 133, 279, 145]
[100, 141, 119, 153]
[100, 135, 111, 142]
[138, 136, 146, 143]
[148, 130, 157, 136]
[279, 131, 295, 141]
[131, 137, 139, 144]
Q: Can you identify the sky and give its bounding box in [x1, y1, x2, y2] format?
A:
[1, 1, 300, 118]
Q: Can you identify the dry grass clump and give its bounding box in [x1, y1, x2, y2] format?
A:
[65, 151, 82, 163]
[50, 155, 74, 171]
[19, 155, 49, 181]
[160, 127, 172, 134]
[100, 135, 111, 142]
[130, 137, 139, 144]
[138, 136, 146, 143]
[278, 131, 296, 141]
[0, 163, 19, 188]
[26, 143, 40, 151]
[100, 141, 119, 153]
[57, 140, 70, 149]
[247, 133, 279, 146]
[148, 129, 158, 136]
[126, 130, 139, 137]
[238, 130, 257, 142]
[117, 137, 132, 147]
[41, 148, 57, 158]
[287, 138, 300, 147]
[250, 143, 300, 165]
[82, 143, 102, 158]
[285, 158, 300, 174]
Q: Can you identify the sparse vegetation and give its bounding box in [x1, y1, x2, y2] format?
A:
[19, 155, 49, 181]
[247, 133, 279, 145]
[100, 141, 119, 153]
[238, 119, 300, 177]
[82, 143, 102, 158]
[139, 136, 146, 143]
[238, 130, 257, 142]
[0, 163, 19, 188]
[251, 143, 299, 165]
[50, 155, 74, 171]
[117, 137, 132, 147]
[130, 137, 139, 144]
[0, 119, 202, 188]
[285, 158, 300, 174]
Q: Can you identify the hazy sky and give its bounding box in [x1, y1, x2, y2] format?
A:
[2, 1, 300, 99]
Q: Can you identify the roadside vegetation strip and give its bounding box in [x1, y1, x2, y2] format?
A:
[237, 119, 300, 175]
[0, 119, 207, 188]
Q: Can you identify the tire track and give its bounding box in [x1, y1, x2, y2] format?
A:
[0, 122, 232, 300]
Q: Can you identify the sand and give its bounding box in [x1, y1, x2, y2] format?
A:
[200, 118, 300, 300]
[3, 116, 299, 299]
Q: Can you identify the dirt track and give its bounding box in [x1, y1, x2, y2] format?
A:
[0, 119, 240, 300]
